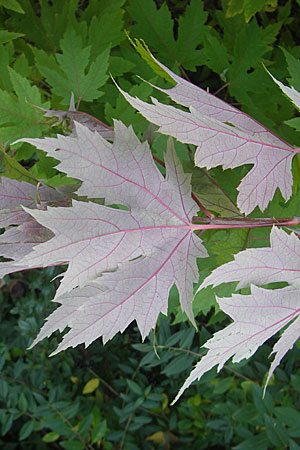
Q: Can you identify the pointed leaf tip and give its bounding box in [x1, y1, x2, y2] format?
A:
[20, 121, 207, 352]
[120, 56, 295, 214]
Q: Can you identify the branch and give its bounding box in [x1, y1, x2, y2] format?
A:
[191, 216, 300, 230]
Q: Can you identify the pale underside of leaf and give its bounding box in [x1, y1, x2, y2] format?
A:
[265, 313, 300, 389]
[119, 67, 296, 214]
[0, 224, 53, 278]
[15, 122, 208, 352]
[0, 178, 40, 227]
[16, 121, 168, 206]
[174, 285, 300, 403]
[268, 69, 300, 112]
[0, 178, 64, 278]
[20, 200, 203, 299]
[0, 219, 52, 260]
[32, 227, 205, 352]
[0, 261, 38, 278]
[0, 178, 65, 227]
[201, 227, 300, 290]
[17, 124, 206, 297]
[145, 54, 288, 143]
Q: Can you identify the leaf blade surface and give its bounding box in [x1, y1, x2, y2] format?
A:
[174, 285, 300, 402]
[17, 123, 208, 350]
[119, 58, 296, 214]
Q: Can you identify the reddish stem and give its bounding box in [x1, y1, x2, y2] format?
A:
[191, 194, 214, 219]
[213, 83, 230, 96]
[177, 64, 191, 82]
[153, 154, 165, 166]
[191, 216, 300, 230]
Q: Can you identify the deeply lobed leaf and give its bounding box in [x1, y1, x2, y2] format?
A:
[15, 122, 208, 351]
[174, 285, 300, 403]
[0, 178, 63, 277]
[118, 55, 297, 214]
[36, 28, 110, 105]
[201, 227, 300, 290]
[172, 226, 300, 401]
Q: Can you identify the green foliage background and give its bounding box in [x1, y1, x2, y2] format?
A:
[1, 0, 300, 448]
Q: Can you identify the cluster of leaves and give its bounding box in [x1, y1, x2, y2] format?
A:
[2, 0, 300, 447]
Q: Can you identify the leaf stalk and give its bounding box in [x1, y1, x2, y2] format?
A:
[191, 216, 300, 230]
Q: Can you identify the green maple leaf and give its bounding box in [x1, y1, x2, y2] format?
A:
[88, 9, 125, 56]
[173, 0, 209, 71]
[183, 161, 240, 218]
[0, 66, 49, 145]
[0, 0, 24, 14]
[208, 228, 249, 265]
[0, 145, 39, 185]
[226, 0, 277, 22]
[0, 30, 23, 45]
[127, 0, 175, 65]
[105, 81, 153, 128]
[8, 0, 82, 52]
[81, 0, 126, 22]
[275, 49, 300, 138]
[243, 0, 268, 22]
[0, 42, 14, 91]
[281, 47, 300, 92]
[36, 28, 110, 105]
[200, 32, 229, 76]
[228, 19, 266, 85]
[127, 0, 210, 71]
